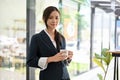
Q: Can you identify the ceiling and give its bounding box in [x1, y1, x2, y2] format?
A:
[91, 0, 120, 15]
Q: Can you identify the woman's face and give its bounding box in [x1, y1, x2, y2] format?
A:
[47, 11, 60, 30]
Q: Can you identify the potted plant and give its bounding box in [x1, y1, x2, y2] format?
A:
[93, 48, 113, 80]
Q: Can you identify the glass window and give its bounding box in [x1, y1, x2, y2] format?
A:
[92, 7, 115, 67]
[116, 19, 120, 49]
[0, 0, 26, 80]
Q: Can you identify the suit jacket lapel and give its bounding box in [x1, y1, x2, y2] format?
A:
[40, 30, 57, 51]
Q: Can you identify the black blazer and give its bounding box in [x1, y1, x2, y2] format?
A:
[27, 30, 70, 80]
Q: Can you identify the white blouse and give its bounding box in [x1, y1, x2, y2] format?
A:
[38, 29, 56, 71]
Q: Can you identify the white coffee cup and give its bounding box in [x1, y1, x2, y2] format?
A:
[60, 49, 68, 59]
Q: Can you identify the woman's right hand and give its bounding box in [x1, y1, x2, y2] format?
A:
[47, 52, 67, 63]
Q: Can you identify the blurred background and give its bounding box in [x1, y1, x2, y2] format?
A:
[0, 0, 120, 80]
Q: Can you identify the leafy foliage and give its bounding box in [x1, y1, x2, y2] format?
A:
[93, 48, 113, 80]
[97, 73, 103, 80]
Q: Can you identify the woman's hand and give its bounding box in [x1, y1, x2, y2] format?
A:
[47, 52, 67, 63]
[67, 51, 73, 60]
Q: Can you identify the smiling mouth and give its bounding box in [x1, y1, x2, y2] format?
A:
[51, 24, 56, 26]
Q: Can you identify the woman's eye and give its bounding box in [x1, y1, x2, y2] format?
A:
[48, 16, 59, 20]
[49, 17, 53, 19]
[56, 17, 58, 19]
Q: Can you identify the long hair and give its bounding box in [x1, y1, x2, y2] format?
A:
[54, 30, 62, 52]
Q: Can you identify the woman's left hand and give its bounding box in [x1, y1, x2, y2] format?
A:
[67, 51, 73, 59]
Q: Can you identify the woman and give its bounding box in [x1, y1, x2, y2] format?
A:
[27, 6, 73, 80]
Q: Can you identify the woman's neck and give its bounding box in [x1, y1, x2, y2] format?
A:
[46, 28, 55, 35]
[46, 28, 55, 40]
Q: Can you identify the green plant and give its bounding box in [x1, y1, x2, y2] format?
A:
[93, 48, 113, 80]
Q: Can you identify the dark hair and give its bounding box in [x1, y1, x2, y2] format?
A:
[42, 6, 60, 27]
[43, 6, 61, 52]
